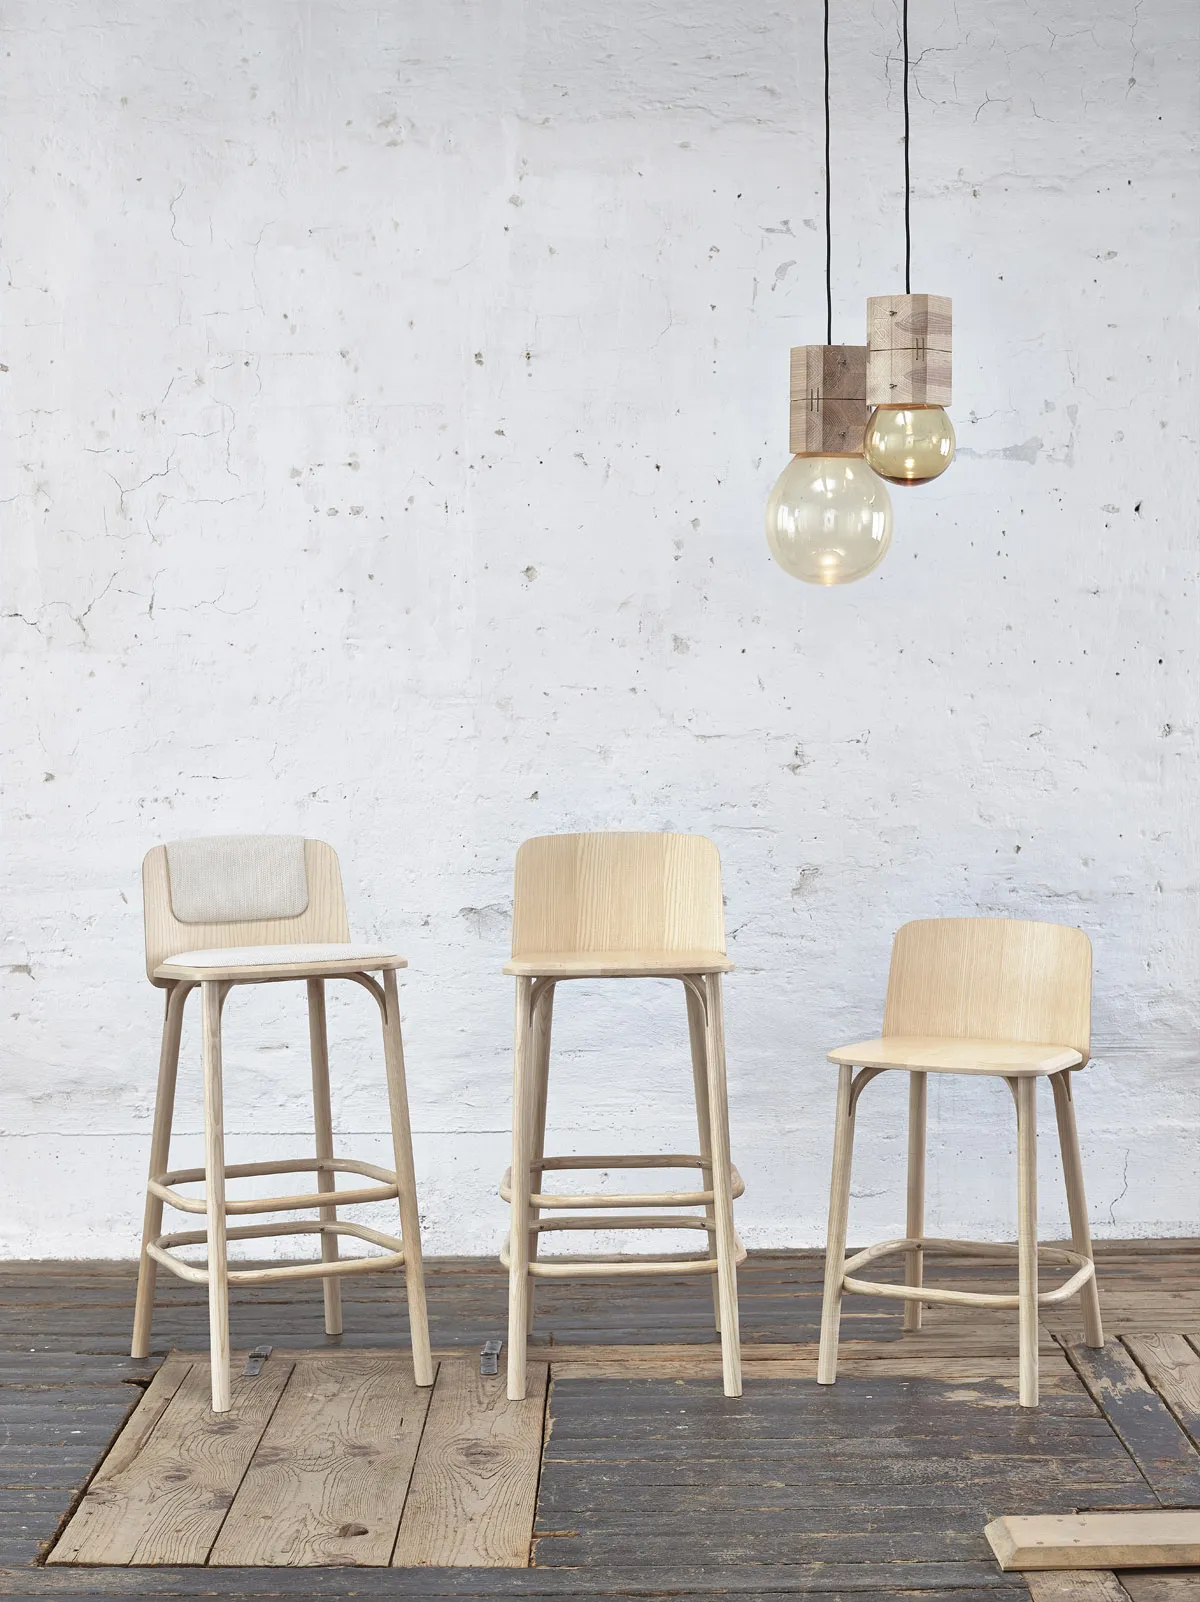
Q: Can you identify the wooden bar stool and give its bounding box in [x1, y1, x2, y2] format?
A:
[501, 832, 746, 1400]
[132, 835, 432, 1412]
[818, 917, 1105, 1408]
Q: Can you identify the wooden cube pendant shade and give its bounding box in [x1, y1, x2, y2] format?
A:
[865, 294, 952, 407]
[788, 344, 871, 456]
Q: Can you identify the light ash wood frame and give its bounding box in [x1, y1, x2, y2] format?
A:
[817, 917, 1104, 1409]
[132, 842, 432, 1413]
[501, 833, 746, 1401]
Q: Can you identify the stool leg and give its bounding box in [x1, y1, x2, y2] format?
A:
[201, 981, 231, 1414]
[818, 1063, 858, 1385]
[703, 974, 741, 1398]
[685, 979, 721, 1332]
[1015, 1075, 1039, 1408]
[1051, 1070, 1103, 1348]
[903, 1071, 927, 1333]
[381, 969, 433, 1387]
[526, 981, 555, 1338]
[307, 978, 342, 1338]
[132, 982, 190, 1359]
[507, 977, 535, 1400]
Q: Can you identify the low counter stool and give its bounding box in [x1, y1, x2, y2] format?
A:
[501, 832, 746, 1400]
[132, 835, 432, 1412]
[817, 917, 1104, 1408]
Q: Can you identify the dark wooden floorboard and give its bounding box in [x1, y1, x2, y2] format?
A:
[3, 1248, 1199, 1595]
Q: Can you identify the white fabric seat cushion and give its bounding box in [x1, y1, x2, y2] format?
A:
[155, 942, 405, 980]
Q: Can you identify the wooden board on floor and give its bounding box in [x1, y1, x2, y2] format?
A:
[391, 1360, 548, 1567]
[45, 1351, 545, 1571]
[47, 1353, 291, 1566]
[208, 1354, 434, 1566]
[987, 1511, 1200, 1570]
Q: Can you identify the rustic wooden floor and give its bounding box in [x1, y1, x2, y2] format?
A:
[2, 1243, 1199, 1599]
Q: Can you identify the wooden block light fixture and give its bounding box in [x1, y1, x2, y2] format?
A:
[765, 3, 893, 585]
[862, 3, 956, 485]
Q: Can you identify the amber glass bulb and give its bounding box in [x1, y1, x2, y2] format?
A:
[765, 455, 893, 585]
[864, 405, 955, 485]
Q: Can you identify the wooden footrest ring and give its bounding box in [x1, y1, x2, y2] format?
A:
[840, 1236, 1096, 1309]
[148, 1155, 400, 1217]
[500, 1154, 745, 1210]
[500, 1231, 748, 1278]
[146, 1218, 406, 1287]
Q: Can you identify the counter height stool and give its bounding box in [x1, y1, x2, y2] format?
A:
[818, 917, 1105, 1408]
[132, 836, 432, 1412]
[501, 832, 746, 1400]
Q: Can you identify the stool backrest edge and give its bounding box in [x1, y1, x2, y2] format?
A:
[883, 917, 1092, 1064]
[511, 832, 725, 958]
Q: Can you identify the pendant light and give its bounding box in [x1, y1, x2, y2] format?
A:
[862, 0, 955, 486]
[765, 0, 893, 586]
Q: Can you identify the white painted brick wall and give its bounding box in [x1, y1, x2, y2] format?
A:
[2, 0, 1197, 1262]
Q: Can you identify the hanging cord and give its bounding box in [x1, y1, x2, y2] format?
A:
[902, 0, 911, 292]
[823, 0, 832, 343]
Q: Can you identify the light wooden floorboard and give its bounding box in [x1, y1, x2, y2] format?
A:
[208, 1354, 434, 1567]
[47, 1354, 194, 1564]
[391, 1360, 548, 1568]
[50, 1354, 292, 1566]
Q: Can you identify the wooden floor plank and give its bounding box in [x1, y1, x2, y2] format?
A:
[1118, 1574, 1200, 1602]
[1067, 1344, 1200, 1507]
[46, 1355, 195, 1564]
[208, 1354, 434, 1567]
[1125, 1336, 1200, 1451]
[49, 1354, 292, 1566]
[1024, 1573, 1134, 1602]
[392, 1359, 547, 1568]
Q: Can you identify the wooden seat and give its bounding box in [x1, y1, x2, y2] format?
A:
[504, 949, 733, 979]
[818, 917, 1104, 1408]
[827, 1037, 1082, 1076]
[133, 836, 432, 1412]
[156, 943, 406, 982]
[502, 832, 745, 1400]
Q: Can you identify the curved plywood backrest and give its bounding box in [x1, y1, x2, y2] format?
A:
[142, 837, 350, 983]
[883, 917, 1092, 1064]
[511, 832, 725, 959]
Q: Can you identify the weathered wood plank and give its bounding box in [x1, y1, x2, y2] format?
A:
[47, 1354, 291, 1566]
[0, 1559, 1031, 1593]
[209, 1354, 433, 1567]
[988, 1512, 1200, 1570]
[392, 1359, 547, 1568]
[1125, 1336, 1200, 1450]
[1117, 1574, 1200, 1602]
[1067, 1344, 1200, 1507]
[46, 1355, 194, 1564]
[1024, 1573, 1133, 1602]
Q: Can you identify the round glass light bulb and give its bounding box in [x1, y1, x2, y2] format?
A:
[765, 454, 893, 585]
[863, 405, 955, 485]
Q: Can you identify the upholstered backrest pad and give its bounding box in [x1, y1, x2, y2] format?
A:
[165, 836, 309, 924]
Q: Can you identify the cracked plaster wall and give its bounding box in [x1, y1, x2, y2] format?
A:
[1, 0, 1197, 1262]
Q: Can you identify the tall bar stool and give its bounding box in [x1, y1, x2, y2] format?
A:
[500, 832, 746, 1400]
[818, 917, 1105, 1408]
[132, 835, 432, 1412]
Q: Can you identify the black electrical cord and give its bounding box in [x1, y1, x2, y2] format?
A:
[902, 0, 911, 292]
[823, 0, 832, 343]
